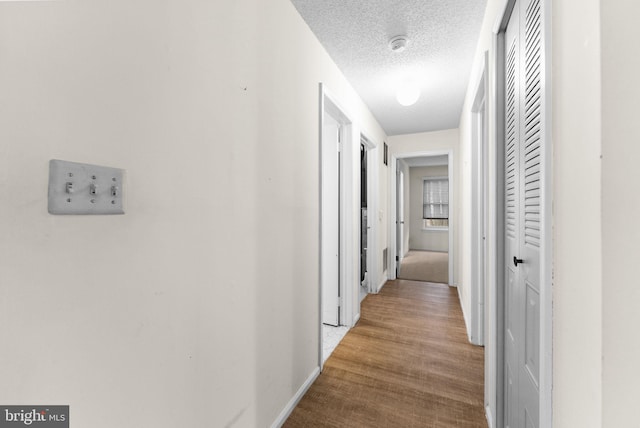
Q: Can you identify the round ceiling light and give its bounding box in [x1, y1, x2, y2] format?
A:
[396, 82, 421, 106]
[389, 35, 409, 52]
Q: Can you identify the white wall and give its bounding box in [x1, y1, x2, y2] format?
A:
[0, 1, 386, 427]
[458, 2, 502, 417]
[409, 165, 449, 252]
[387, 128, 460, 285]
[601, 0, 640, 425]
[551, 0, 603, 425]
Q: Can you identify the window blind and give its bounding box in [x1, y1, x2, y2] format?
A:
[423, 178, 449, 219]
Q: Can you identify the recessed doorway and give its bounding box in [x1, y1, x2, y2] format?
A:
[391, 153, 452, 285]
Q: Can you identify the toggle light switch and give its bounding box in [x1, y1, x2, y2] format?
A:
[48, 160, 125, 215]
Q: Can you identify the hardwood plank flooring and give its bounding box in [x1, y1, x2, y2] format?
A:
[284, 280, 486, 428]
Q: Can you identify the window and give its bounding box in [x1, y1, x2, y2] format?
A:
[423, 177, 449, 229]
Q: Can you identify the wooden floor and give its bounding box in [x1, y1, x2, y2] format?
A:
[284, 280, 486, 428]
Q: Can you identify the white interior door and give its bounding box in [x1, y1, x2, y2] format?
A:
[396, 168, 404, 274]
[322, 114, 340, 326]
[504, 0, 543, 426]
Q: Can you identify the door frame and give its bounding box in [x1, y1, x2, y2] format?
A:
[360, 133, 379, 296]
[397, 166, 405, 272]
[389, 150, 454, 285]
[490, 1, 553, 426]
[471, 51, 489, 348]
[318, 83, 361, 369]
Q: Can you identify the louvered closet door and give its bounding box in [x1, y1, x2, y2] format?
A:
[504, 5, 520, 426]
[504, 0, 543, 426]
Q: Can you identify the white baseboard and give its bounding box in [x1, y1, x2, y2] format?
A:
[270, 367, 320, 428]
[353, 312, 361, 325]
[376, 278, 387, 293]
[457, 286, 473, 343]
[485, 404, 495, 428]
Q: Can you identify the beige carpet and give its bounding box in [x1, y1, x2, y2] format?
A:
[398, 250, 449, 284]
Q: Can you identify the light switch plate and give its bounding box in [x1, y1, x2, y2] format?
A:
[48, 159, 124, 215]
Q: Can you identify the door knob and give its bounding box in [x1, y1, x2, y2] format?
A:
[513, 256, 524, 267]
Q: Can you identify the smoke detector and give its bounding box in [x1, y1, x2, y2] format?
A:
[389, 35, 409, 52]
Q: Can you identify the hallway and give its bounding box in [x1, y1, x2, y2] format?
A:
[398, 250, 449, 284]
[284, 280, 486, 427]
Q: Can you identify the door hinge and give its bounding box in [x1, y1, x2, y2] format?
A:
[396, 256, 399, 261]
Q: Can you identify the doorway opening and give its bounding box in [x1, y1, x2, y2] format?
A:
[319, 84, 365, 367]
[320, 107, 342, 329]
[359, 134, 378, 300]
[390, 152, 453, 286]
[471, 51, 489, 349]
[361, 142, 368, 289]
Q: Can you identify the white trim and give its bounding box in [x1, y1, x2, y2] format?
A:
[493, 6, 513, 427]
[397, 166, 405, 264]
[319, 83, 369, 374]
[458, 285, 473, 343]
[360, 132, 378, 149]
[470, 50, 489, 348]
[389, 159, 397, 279]
[376, 277, 387, 294]
[360, 132, 380, 297]
[342, 122, 357, 328]
[421, 225, 449, 231]
[485, 405, 496, 428]
[488, 25, 506, 428]
[317, 84, 324, 371]
[540, 0, 554, 425]
[319, 83, 356, 368]
[270, 367, 320, 428]
[389, 150, 454, 285]
[321, 84, 353, 331]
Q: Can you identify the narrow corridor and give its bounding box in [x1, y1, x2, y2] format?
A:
[285, 280, 486, 427]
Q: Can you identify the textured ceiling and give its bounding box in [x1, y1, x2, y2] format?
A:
[291, 0, 487, 136]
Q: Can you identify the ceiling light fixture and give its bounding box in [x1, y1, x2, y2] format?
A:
[396, 84, 420, 107]
[388, 36, 420, 106]
[396, 82, 421, 106]
[388, 35, 409, 52]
